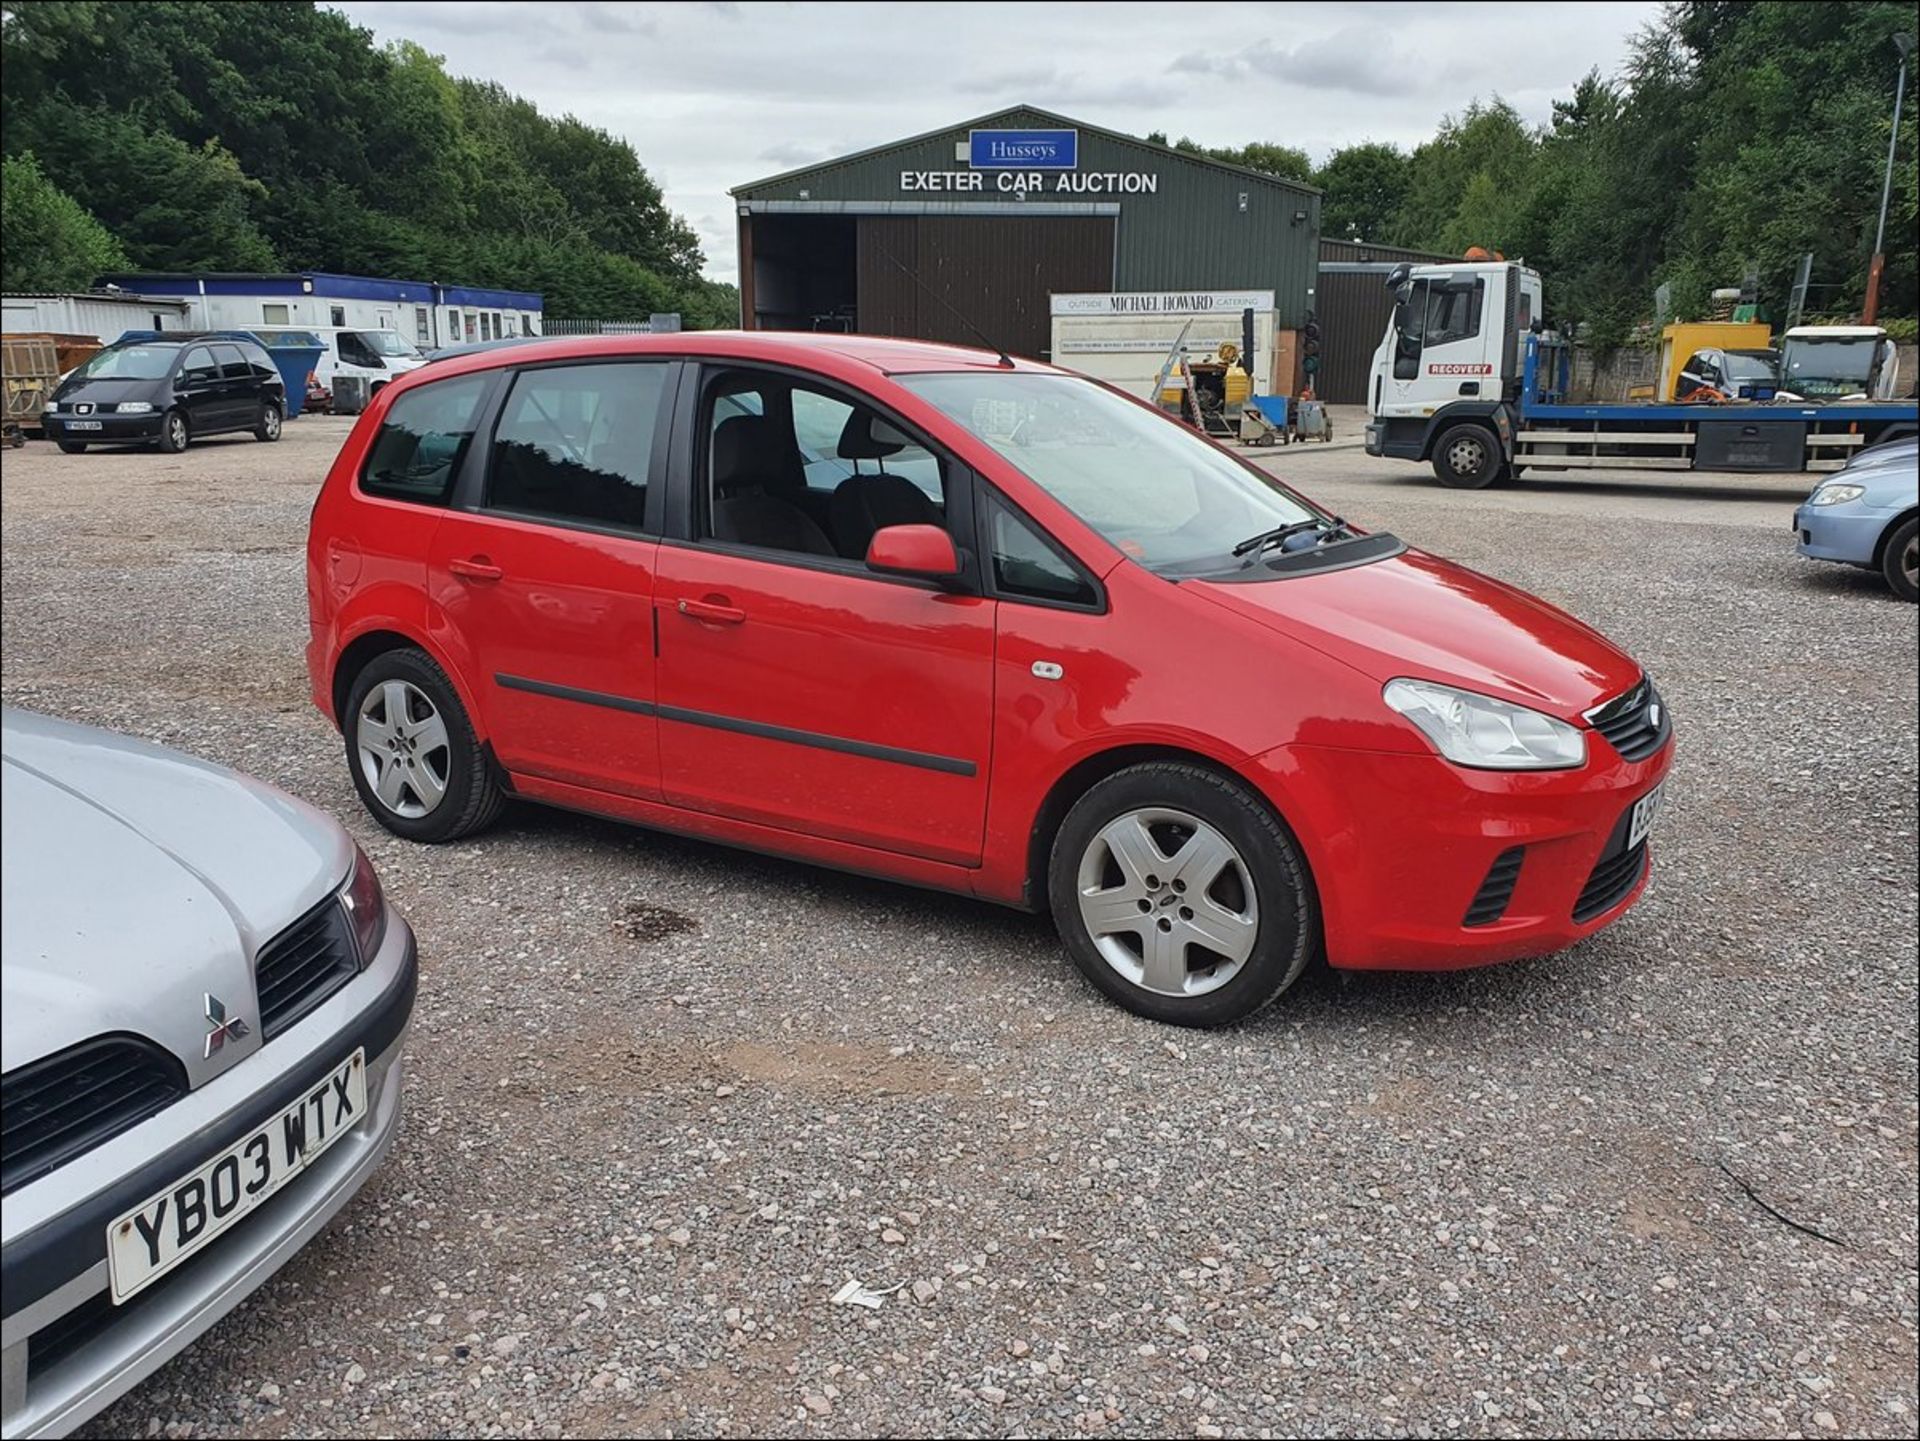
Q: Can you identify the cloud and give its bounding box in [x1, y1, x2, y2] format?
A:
[1171, 30, 1408, 96]
[757, 142, 828, 168]
[954, 65, 1062, 96]
[582, 4, 660, 36]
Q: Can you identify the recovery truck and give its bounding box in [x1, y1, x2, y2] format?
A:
[1363, 260, 1919, 488]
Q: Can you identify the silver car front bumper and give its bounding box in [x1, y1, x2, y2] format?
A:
[0, 919, 416, 1439]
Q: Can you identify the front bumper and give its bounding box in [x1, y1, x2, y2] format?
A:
[41, 414, 165, 444]
[1364, 418, 1427, 462]
[0, 919, 417, 1439]
[1792, 501, 1892, 566]
[1252, 731, 1674, 972]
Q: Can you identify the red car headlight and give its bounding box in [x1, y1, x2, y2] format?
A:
[339, 842, 389, 967]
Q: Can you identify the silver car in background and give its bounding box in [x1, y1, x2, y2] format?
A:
[1793, 437, 1919, 602]
[1, 709, 416, 1438]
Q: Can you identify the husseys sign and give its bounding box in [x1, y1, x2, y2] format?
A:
[900, 127, 1159, 194]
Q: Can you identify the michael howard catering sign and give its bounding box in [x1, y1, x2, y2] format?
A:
[970, 128, 1078, 169]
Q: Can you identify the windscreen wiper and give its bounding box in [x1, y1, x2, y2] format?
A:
[1231, 517, 1347, 557]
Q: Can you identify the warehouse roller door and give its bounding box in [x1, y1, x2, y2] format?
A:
[857, 215, 1114, 363]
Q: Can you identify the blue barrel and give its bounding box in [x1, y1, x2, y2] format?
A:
[243, 330, 325, 418]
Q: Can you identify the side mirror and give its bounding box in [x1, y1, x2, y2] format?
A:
[866, 523, 961, 582]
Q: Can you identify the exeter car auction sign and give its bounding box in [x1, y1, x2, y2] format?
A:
[904, 128, 1159, 194]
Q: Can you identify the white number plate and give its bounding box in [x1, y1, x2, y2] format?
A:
[65, 420, 103, 431]
[107, 1050, 365, 1302]
[1628, 783, 1666, 851]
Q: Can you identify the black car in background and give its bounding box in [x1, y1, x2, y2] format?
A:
[42, 336, 286, 453]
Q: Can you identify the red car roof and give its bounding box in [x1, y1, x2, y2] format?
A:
[421, 329, 1059, 382]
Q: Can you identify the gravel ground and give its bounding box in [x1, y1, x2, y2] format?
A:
[2, 418, 1915, 1439]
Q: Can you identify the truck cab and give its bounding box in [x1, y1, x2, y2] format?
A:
[1778, 326, 1901, 401]
[1365, 261, 1543, 478]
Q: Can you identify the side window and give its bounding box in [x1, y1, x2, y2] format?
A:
[338, 331, 378, 368]
[247, 345, 278, 381]
[487, 362, 666, 531]
[1424, 279, 1484, 348]
[214, 344, 252, 381]
[261, 303, 291, 325]
[988, 497, 1097, 607]
[360, 373, 490, 505]
[1392, 280, 1427, 380]
[792, 388, 944, 502]
[704, 373, 948, 563]
[791, 388, 856, 487]
[179, 347, 219, 386]
[415, 306, 431, 345]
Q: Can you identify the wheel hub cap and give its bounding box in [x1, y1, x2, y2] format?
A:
[356, 679, 452, 818]
[1076, 807, 1259, 998]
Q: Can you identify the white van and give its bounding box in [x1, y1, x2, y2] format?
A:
[305, 326, 428, 396]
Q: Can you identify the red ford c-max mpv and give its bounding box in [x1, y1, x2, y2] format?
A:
[307, 332, 1673, 1026]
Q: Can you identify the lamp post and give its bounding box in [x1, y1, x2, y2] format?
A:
[1864, 31, 1913, 325]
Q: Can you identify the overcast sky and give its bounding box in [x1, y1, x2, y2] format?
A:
[334, 0, 1664, 284]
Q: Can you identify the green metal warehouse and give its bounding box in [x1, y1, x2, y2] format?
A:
[732, 106, 1322, 388]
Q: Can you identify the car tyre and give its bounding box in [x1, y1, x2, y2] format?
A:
[157, 409, 189, 453]
[56, 440, 88, 454]
[254, 399, 283, 442]
[1047, 762, 1319, 1027]
[1883, 516, 1918, 603]
[1431, 423, 1505, 488]
[343, 648, 504, 842]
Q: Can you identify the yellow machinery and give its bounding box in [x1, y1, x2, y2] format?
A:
[1655, 321, 1771, 401]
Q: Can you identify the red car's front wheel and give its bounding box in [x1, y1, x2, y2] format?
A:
[1048, 762, 1319, 1026]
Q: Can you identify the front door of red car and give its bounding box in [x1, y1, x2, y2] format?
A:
[653, 370, 995, 865]
[428, 359, 673, 800]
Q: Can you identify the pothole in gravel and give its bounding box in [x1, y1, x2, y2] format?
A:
[615, 899, 699, 941]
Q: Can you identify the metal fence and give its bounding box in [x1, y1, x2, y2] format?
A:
[540, 317, 680, 337]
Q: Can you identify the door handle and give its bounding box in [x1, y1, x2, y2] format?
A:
[449, 556, 503, 583]
[676, 596, 746, 625]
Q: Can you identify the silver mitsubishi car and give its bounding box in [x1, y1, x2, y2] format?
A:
[1, 709, 416, 1437]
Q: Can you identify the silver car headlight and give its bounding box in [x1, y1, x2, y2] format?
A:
[1384, 678, 1587, 770]
[339, 843, 389, 967]
[116, 401, 155, 414]
[1808, 482, 1865, 506]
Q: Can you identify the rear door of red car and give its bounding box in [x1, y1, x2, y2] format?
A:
[428, 357, 675, 800]
[651, 363, 995, 866]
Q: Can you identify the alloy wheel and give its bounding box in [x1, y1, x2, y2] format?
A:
[1076, 807, 1260, 997]
[356, 679, 451, 818]
[263, 405, 281, 438]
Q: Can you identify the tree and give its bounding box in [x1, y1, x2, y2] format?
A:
[1315, 143, 1410, 243]
[0, 151, 128, 291]
[1168, 136, 1315, 184]
[7, 101, 277, 269]
[1392, 98, 1539, 255]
